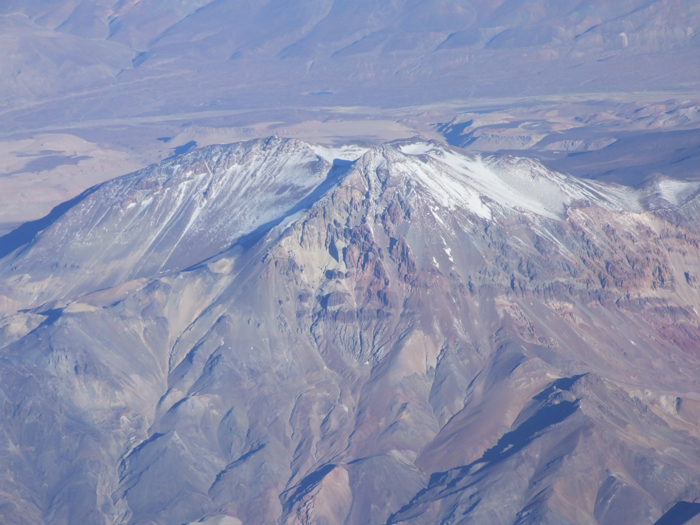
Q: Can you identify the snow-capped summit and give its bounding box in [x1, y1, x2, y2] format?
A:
[2, 138, 700, 525]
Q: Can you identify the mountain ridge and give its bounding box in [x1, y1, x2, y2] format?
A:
[1, 138, 700, 524]
[3, 0, 700, 133]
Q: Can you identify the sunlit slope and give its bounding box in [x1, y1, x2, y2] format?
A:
[1, 139, 700, 524]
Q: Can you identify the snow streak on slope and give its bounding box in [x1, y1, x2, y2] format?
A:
[396, 141, 640, 219]
[654, 178, 700, 206]
[0, 138, 367, 304]
[2, 137, 693, 309]
[2, 137, 700, 525]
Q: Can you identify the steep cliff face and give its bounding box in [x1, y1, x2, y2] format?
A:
[1, 138, 700, 524]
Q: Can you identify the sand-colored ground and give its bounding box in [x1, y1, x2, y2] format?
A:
[0, 134, 144, 236]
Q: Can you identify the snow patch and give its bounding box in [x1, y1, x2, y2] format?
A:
[312, 144, 369, 164]
[656, 179, 700, 206]
[399, 143, 435, 155]
[390, 142, 644, 219]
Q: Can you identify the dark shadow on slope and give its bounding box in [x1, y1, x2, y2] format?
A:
[654, 502, 700, 525]
[546, 129, 700, 185]
[438, 120, 473, 147]
[533, 374, 586, 401]
[118, 432, 166, 478]
[282, 463, 337, 513]
[0, 186, 98, 259]
[210, 443, 267, 489]
[171, 141, 197, 157]
[36, 308, 65, 330]
[388, 376, 583, 523]
[231, 158, 354, 251]
[462, 375, 582, 474]
[474, 399, 578, 468]
[128, 432, 165, 457]
[5, 154, 91, 176]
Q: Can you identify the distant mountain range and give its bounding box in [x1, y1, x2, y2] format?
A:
[3, 0, 700, 131]
[1, 138, 700, 524]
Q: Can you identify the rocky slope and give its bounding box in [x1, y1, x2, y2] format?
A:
[1, 137, 700, 524]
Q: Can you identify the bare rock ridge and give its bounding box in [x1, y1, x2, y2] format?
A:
[1, 137, 700, 524]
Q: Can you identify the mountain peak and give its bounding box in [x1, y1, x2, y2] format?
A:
[2, 137, 700, 524]
[1, 137, 695, 309]
[346, 139, 639, 221]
